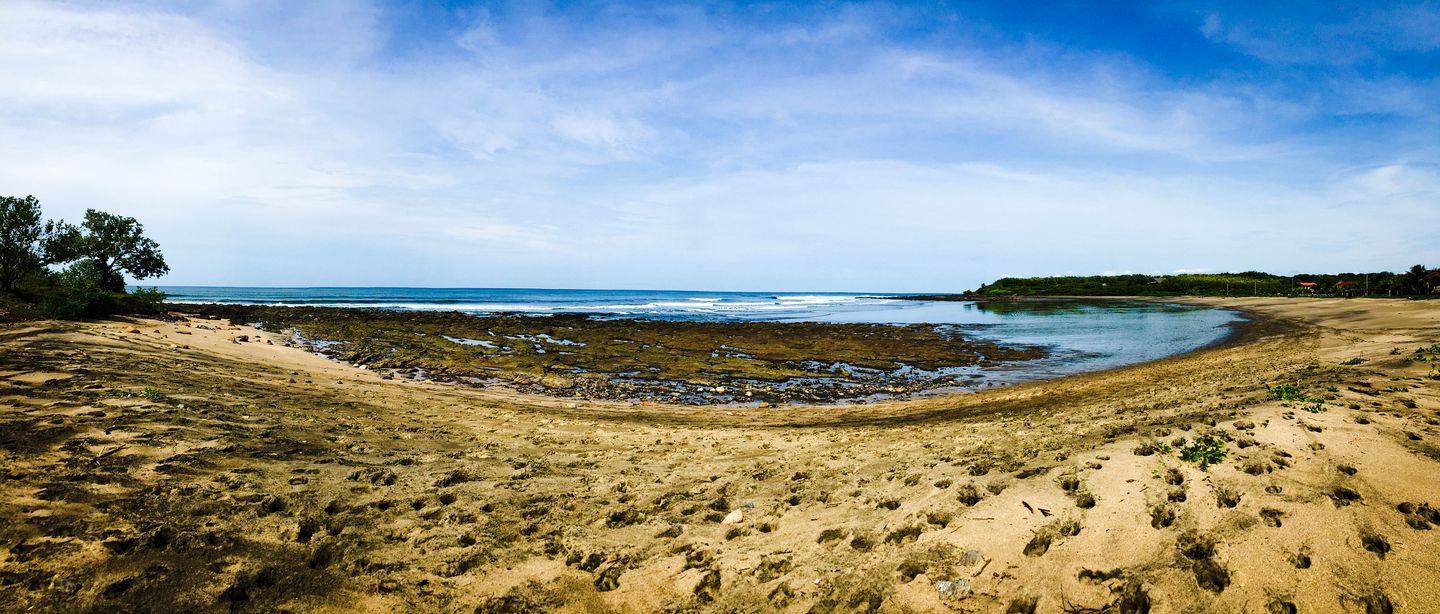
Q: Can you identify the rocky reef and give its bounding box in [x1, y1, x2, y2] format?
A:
[175, 305, 1047, 404]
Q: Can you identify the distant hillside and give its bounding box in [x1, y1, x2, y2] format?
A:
[969, 268, 1437, 297]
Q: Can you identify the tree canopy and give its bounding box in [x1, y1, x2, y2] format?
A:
[47, 209, 169, 292]
[970, 268, 1436, 297]
[0, 195, 45, 292]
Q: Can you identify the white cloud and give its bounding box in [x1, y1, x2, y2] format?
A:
[444, 221, 564, 252]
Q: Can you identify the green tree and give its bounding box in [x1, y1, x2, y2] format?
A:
[42, 259, 121, 318]
[1403, 264, 1430, 295]
[0, 195, 46, 292]
[47, 209, 168, 292]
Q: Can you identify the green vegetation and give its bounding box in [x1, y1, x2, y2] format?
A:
[1266, 383, 1311, 402]
[1408, 345, 1440, 363]
[1340, 357, 1366, 366]
[0, 194, 167, 320]
[969, 267, 1438, 297]
[1267, 383, 1326, 412]
[1178, 436, 1227, 471]
[117, 386, 165, 400]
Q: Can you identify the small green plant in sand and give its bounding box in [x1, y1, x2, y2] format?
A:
[1266, 383, 1324, 405]
[1155, 441, 1173, 454]
[1340, 357, 1366, 366]
[1266, 383, 1304, 400]
[1408, 345, 1440, 362]
[1302, 401, 1326, 414]
[1387, 385, 1409, 392]
[118, 386, 165, 400]
[1178, 436, 1227, 471]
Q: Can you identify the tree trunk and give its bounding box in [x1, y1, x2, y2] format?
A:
[95, 258, 122, 293]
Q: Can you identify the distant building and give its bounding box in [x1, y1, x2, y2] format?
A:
[1335, 281, 1359, 296]
[1297, 282, 1317, 293]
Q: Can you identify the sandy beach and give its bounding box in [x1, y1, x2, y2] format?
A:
[2, 297, 1438, 612]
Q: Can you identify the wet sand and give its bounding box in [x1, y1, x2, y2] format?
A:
[1, 298, 1438, 612]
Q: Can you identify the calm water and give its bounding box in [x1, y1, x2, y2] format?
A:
[158, 287, 1244, 387]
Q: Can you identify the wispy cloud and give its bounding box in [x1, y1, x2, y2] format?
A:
[1200, 4, 1440, 65]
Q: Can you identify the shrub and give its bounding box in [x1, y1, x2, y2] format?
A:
[43, 260, 121, 319]
[117, 386, 164, 400]
[1178, 437, 1227, 471]
[1266, 383, 1307, 401]
[128, 286, 168, 314]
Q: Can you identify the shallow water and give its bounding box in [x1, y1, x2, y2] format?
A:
[161, 287, 1243, 391]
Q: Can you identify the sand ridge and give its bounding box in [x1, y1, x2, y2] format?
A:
[0, 298, 1437, 612]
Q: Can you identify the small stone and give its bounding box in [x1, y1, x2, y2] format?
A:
[50, 577, 81, 594]
[936, 578, 970, 599]
[721, 510, 744, 525]
[1233, 420, 1256, 430]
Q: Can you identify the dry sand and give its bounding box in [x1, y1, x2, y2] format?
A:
[1, 297, 1438, 613]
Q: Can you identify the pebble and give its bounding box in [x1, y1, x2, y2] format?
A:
[936, 579, 971, 599]
[721, 510, 744, 525]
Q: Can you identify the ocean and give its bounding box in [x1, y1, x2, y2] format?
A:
[158, 287, 1245, 387]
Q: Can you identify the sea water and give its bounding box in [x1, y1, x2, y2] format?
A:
[157, 287, 1243, 386]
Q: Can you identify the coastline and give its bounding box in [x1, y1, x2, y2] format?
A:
[163, 299, 1237, 407]
[2, 298, 1438, 611]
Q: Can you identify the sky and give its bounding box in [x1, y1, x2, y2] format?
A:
[1, 1, 1437, 292]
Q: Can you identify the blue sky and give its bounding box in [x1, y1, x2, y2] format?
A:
[1, 1, 1437, 291]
